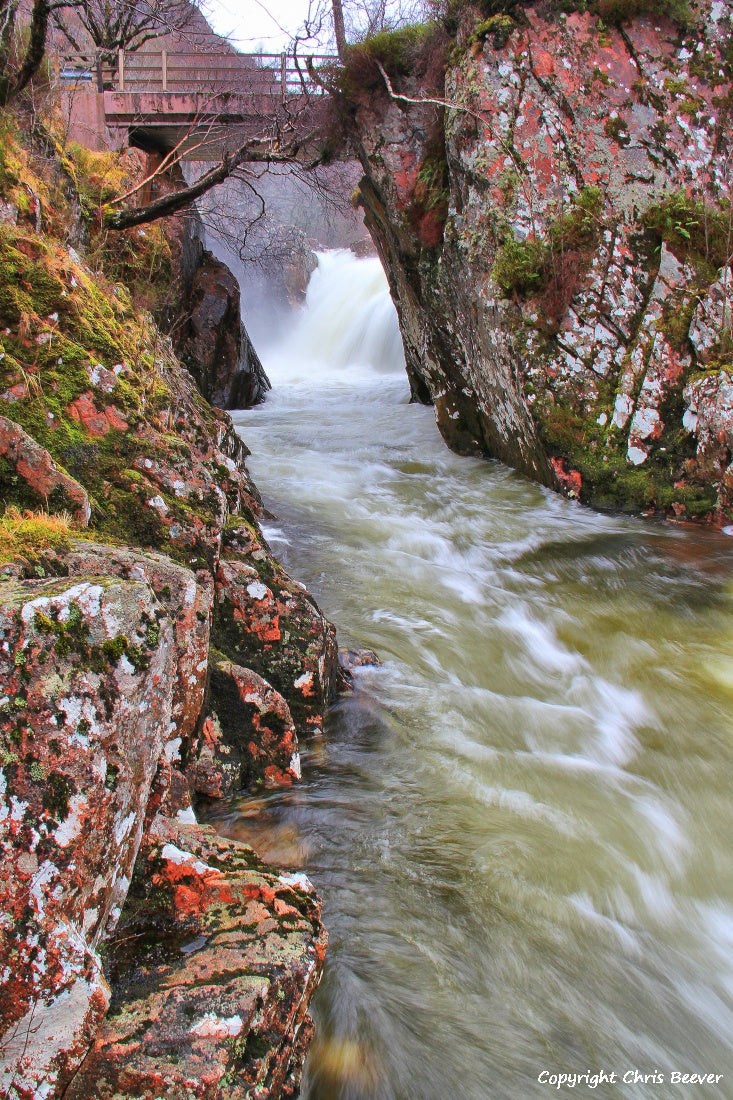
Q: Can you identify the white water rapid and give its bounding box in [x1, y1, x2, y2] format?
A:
[219, 249, 733, 1099]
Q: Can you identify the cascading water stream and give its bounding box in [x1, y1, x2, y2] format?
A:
[217, 250, 733, 1098]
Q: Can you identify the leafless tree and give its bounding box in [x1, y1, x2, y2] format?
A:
[52, 0, 199, 64]
[293, 0, 430, 59]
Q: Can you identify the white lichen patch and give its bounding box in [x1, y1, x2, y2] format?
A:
[627, 444, 649, 466]
[113, 812, 136, 848]
[612, 392, 635, 431]
[164, 737, 182, 763]
[246, 580, 269, 601]
[279, 871, 314, 893]
[160, 843, 214, 876]
[21, 583, 103, 626]
[630, 406, 660, 441]
[53, 795, 88, 849]
[147, 495, 168, 516]
[189, 1012, 243, 1038]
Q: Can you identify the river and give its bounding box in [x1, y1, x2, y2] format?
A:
[214, 250, 733, 1099]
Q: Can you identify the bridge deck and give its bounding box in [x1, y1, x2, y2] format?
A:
[60, 49, 337, 160]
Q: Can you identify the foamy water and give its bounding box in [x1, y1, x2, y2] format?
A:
[214, 250, 733, 1099]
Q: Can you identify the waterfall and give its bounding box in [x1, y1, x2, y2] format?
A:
[264, 250, 406, 386]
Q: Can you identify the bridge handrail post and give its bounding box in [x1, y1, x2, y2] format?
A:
[280, 51, 286, 104]
[118, 49, 124, 92]
[161, 49, 168, 92]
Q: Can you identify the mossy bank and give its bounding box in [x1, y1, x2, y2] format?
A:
[0, 114, 336, 1098]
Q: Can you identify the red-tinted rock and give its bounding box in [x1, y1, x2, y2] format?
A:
[213, 526, 340, 736]
[208, 659, 301, 790]
[0, 131, 339, 1097]
[349, 0, 733, 521]
[0, 565, 181, 1095]
[64, 819, 327, 1100]
[67, 391, 129, 435]
[189, 711, 242, 800]
[0, 415, 91, 523]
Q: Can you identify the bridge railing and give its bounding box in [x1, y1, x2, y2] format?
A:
[58, 50, 338, 99]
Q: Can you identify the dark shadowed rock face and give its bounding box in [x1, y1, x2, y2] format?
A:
[348, 0, 733, 521]
[178, 249, 271, 410]
[195, 658, 302, 799]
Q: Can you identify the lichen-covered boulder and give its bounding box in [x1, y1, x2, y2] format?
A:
[347, 0, 733, 521]
[0, 560, 195, 1095]
[200, 659, 301, 797]
[0, 415, 91, 524]
[64, 818, 327, 1100]
[213, 521, 340, 736]
[62, 543, 213, 750]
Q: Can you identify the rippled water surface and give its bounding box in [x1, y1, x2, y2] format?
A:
[221, 251, 733, 1099]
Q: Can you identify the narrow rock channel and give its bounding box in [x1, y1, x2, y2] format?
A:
[209, 250, 733, 1099]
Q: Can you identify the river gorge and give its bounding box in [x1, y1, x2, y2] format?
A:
[204, 251, 733, 1097]
[2, 0, 733, 1091]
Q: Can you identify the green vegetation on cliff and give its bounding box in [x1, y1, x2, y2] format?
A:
[0, 119, 233, 564]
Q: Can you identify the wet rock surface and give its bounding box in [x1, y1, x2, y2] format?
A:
[213, 521, 341, 738]
[348, 0, 733, 521]
[178, 249, 271, 411]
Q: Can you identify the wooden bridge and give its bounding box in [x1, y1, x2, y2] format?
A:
[60, 49, 339, 161]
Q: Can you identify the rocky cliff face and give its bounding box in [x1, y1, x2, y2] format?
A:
[344, 0, 733, 520]
[0, 122, 336, 1097]
[149, 169, 271, 411]
[173, 239, 271, 410]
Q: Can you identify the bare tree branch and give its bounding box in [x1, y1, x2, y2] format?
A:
[53, 0, 199, 64]
[104, 132, 317, 230]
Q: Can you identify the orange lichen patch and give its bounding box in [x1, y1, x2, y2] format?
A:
[263, 765, 294, 787]
[68, 392, 128, 436]
[153, 859, 233, 919]
[551, 457, 583, 497]
[245, 614, 282, 643]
